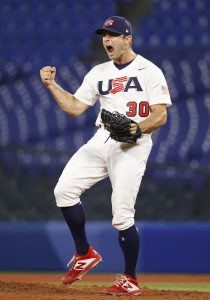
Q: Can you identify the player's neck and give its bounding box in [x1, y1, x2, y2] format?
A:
[113, 50, 137, 65]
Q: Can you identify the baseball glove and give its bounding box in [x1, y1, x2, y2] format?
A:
[101, 108, 142, 143]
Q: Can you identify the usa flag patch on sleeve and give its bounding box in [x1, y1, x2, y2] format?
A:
[161, 86, 169, 95]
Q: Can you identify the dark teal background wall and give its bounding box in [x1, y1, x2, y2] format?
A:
[0, 221, 210, 273]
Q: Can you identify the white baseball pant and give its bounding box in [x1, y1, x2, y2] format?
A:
[54, 128, 152, 230]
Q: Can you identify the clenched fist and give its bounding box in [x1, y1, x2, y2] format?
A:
[40, 66, 56, 88]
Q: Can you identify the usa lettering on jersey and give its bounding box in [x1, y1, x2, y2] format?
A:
[110, 76, 128, 94]
[98, 76, 143, 95]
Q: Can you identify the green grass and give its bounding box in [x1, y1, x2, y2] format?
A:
[74, 281, 210, 292]
[1, 272, 210, 293]
[142, 282, 210, 292]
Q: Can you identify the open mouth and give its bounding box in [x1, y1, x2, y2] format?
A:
[106, 45, 114, 54]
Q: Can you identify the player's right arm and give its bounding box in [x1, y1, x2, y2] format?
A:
[40, 66, 90, 117]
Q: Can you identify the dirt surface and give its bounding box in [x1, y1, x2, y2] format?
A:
[0, 274, 210, 300]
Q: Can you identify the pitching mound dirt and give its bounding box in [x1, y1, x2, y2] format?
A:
[1, 281, 210, 300]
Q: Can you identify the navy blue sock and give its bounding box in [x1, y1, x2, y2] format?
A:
[61, 203, 89, 255]
[118, 225, 140, 279]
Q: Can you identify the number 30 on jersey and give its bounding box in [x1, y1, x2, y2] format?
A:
[126, 101, 150, 117]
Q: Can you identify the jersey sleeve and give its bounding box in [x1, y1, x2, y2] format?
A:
[74, 68, 98, 106]
[146, 67, 172, 107]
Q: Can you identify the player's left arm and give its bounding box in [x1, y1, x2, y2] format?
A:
[130, 104, 167, 134]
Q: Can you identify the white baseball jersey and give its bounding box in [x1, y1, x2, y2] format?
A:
[74, 54, 172, 129]
[55, 54, 172, 231]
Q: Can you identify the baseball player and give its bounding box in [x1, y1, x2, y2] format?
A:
[40, 16, 171, 296]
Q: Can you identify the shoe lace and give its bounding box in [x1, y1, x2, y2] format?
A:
[67, 255, 76, 268]
[114, 274, 128, 287]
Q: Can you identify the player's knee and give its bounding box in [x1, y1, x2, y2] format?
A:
[54, 183, 62, 203]
[112, 215, 135, 231]
[54, 182, 80, 207]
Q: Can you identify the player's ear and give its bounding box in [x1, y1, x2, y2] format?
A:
[129, 36, 133, 47]
[128, 35, 132, 42]
[124, 35, 132, 47]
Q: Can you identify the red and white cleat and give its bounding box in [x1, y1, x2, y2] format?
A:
[104, 273, 142, 296]
[62, 246, 102, 285]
